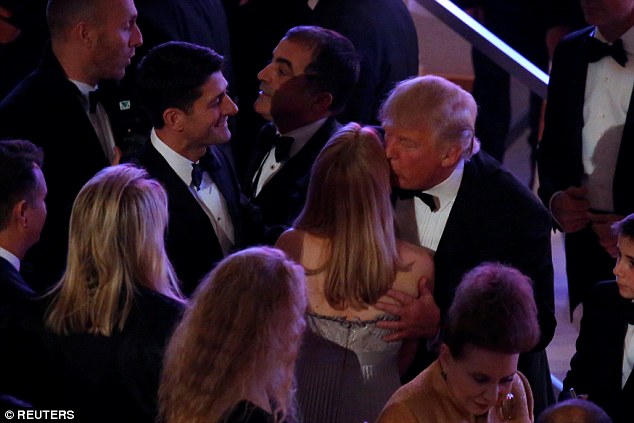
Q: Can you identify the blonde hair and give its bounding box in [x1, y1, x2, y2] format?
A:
[379, 75, 481, 160]
[159, 247, 307, 423]
[45, 164, 183, 336]
[294, 122, 404, 309]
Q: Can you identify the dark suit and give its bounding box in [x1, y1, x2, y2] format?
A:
[0, 47, 148, 291]
[397, 151, 556, 414]
[244, 118, 340, 244]
[0, 257, 34, 310]
[537, 27, 634, 312]
[131, 141, 248, 296]
[308, 0, 419, 125]
[0, 257, 36, 403]
[561, 281, 634, 423]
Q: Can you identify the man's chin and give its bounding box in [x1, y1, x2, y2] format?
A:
[253, 100, 272, 121]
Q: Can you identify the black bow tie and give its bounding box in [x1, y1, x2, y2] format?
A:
[191, 149, 222, 190]
[260, 125, 294, 162]
[272, 134, 294, 162]
[88, 89, 101, 113]
[395, 188, 438, 212]
[584, 36, 628, 67]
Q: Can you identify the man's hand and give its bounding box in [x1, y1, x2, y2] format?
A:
[589, 212, 623, 258]
[375, 277, 440, 342]
[551, 186, 590, 233]
[0, 6, 21, 44]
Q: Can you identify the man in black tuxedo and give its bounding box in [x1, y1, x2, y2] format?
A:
[243, 25, 359, 244]
[0, 140, 46, 405]
[131, 41, 250, 296]
[0, 140, 46, 313]
[375, 75, 557, 417]
[0, 0, 146, 291]
[538, 0, 634, 319]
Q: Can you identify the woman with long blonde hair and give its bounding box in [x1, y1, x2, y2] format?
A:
[275, 122, 436, 423]
[41, 164, 185, 422]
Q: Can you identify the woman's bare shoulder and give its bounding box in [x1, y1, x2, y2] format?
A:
[397, 241, 434, 273]
[274, 228, 304, 262]
[393, 240, 435, 296]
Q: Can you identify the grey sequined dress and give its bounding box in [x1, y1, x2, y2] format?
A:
[295, 312, 402, 423]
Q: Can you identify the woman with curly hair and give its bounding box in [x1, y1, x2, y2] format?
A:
[158, 246, 307, 423]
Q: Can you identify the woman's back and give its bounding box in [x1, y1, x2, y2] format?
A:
[276, 229, 433, 423]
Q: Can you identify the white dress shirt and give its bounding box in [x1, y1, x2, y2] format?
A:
[582, 27, 634, 212]
[623, 310, 634, 388]
[70, 80, 117, 164]
[0, 246, 20, 272]
[413, 160, 464, 252]
[151, 129, 235, 254]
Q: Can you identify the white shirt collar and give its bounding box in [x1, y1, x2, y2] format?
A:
[150, 128, 198, 186]
[69, 79, 98, 96]
[594, 26, 634, 55]
[0, 246, 20, 271]
[425, 159, 465, 210]
[277, 117, 327, 159]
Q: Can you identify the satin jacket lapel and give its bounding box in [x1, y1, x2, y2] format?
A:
[206, 145, 243, 245]
[244, 123, 277, 196]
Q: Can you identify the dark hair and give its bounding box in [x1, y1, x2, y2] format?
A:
[135, 41, 224, 128]
[613, 213, 634, 239]
[46, 0, 100, 38]
[443, 262, 540, 358]
[283, 26, 360, 115]
[538, 399, 613, 423]
[0, 140, 44, 230]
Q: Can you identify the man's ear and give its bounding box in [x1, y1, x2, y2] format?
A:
[163, 108, 186, 132]
[14, 200, 29, 229]
[76, 21, 94, 49]
[311, 92, 333, 114]
[441, 144, 463, 168]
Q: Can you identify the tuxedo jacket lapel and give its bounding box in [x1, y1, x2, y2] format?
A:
[206, 145, 244, 246]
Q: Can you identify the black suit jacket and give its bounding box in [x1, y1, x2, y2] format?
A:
[131, 141, 248, 296]
[307, 0, 419, 125]
[561, 281, 634, 423]
[33, 288, 184, 422]
[0, 257, 36, 402]
[0, 47, 148, 291]
[244, 118, 340, 244]
[537, 27, 634, 310]
[397, 152, 556, 411]
[0, 257, 34, 311]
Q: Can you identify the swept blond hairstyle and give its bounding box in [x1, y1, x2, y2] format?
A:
[379, 75, 481, 160]
[158, 247, 307, 423]
[45, 164, 183, 336]
[294, 122, 404, 309]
